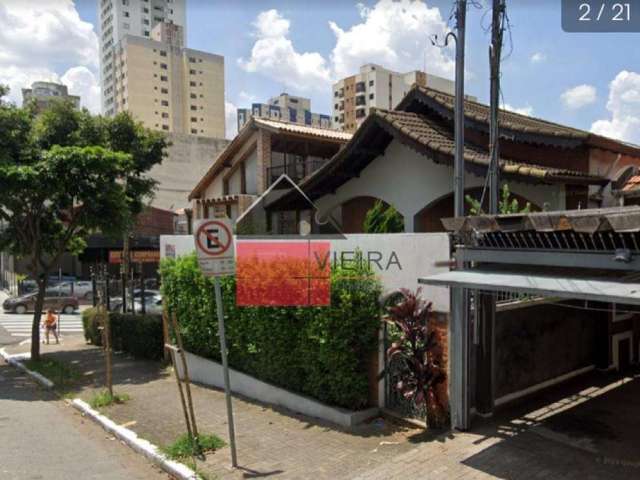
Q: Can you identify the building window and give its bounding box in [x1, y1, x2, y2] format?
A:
[189, 81, 196, 87]
[189, 57, 196, 63]
[369, 80, 374, 86]
[191, 117, 197, 122]
[160, 63, 167, 70]
[123, 11, 130, 17]
[144, 30, 149, 36]
[190, 105, 197, 110]
[162, 125, 169, 131]
[191, 129, 198, 134]
[161, 100, 169, 106]
[160, 50, 167, 57]
[189, 69, 196, 75]
[122, 0, 129, 5]
[143, 7, 149, 13]
[143, 19, 149, 25]
[334, 91, 339, 97]
[369, 93, 374, 100]
[161, 88, 168, 94]
[190, 93, 197, 99]
[161, 112, 169, 118]
[160, 75, 168, 81]
[356, 109, 366, 118]
[355, 81, 366, 92]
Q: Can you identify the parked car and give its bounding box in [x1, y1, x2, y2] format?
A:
[132, 295, 163, 315]
[2, 291, 79, 314]
[109, 289, 161, 312]
[47, 281, 94, 300]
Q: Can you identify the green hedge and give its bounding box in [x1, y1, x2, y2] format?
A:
[82, 308, 164, 361]
[160, 253, 382, 410]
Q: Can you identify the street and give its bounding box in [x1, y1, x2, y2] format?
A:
[0, 310, 84, 338]
[0, 355, 167, 480]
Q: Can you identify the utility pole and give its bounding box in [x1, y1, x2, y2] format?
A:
[489, 0, 506, 214]
[453, 0, 467, 217]
[450, 0, 469, 432]
[477, 0, 506, 421]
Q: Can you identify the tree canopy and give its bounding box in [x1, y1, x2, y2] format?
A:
[363, 200, 405, 233]
[0, 87, 167, 359]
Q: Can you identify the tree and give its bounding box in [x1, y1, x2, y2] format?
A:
[0, 87, 166, 360]
[465, 183, 532, 215]
[363, 200, 404, 233]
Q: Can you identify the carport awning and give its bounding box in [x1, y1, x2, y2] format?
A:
[419, 270, 640, 305]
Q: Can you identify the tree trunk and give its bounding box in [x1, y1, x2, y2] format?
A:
[30, 277, 48, 361]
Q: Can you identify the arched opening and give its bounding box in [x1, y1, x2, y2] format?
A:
[329, 196, 405, 233]
[414, 187, 540, 233]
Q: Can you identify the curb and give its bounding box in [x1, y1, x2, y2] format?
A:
[72, 399, 199, 480]
[0, 348, 54, 389]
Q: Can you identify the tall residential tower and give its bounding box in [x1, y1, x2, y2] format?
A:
[332, 64, 456, 133]
[99, 0, 186, 116]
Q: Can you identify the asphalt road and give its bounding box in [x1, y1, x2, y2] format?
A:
[0, 358, 168, 480]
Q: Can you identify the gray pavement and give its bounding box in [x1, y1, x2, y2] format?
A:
[0, 357, 168, 480]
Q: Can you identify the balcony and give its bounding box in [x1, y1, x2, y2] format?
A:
[267, 157, 329, 186]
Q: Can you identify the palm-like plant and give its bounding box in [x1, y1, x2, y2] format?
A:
[385, 288, 448, 428]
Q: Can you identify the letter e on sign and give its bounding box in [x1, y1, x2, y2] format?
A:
[193, 218, 235, 277]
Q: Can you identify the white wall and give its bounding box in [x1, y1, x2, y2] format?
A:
[315, 140, 566, 232]
[160, 232, 452, 312]
[228, 167, 242, 194]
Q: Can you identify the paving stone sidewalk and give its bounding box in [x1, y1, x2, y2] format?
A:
[7, 338, 639, 480]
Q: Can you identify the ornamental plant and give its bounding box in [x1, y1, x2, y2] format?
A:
[385, 288, 448, 428]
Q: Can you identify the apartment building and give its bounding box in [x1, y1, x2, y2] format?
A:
[237, 93, 332, 132]
[99, 0, 186, 116]
[21, 81, 80, 112]
[332, 64, 455, 132]
[110, 21, 225, 137]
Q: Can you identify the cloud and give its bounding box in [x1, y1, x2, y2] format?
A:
[240, 2, 455, 92]
[329, 0, 454, 80]
[591, 71, 640, 143]
[530, 52, 546, 64]
[225, 101, 238, 139]
[560, 84, 597, 109]
[238, 9, 331, 92]
[0, 0, 99, 110]
[503, 103, 534, 116]
[61, 66, 101, 113]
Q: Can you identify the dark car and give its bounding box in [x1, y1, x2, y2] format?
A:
[2, 291, 79, 314]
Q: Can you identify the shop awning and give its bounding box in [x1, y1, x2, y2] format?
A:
[419, 270, 640, 305]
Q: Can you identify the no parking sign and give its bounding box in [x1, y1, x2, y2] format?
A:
[193, 218, 235, 277]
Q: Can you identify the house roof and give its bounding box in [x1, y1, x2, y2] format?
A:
[621, 175, 640, 197]
[398, 85, 640, 155]
[268, 108, 608, 210]
[188, 117, 351, 201]
[441, 205, 640, 234]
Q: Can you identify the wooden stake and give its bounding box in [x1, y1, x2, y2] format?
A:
[103, 305, 113, 397]
[170, 312, 199, 439]
[166, 344, 193, 440]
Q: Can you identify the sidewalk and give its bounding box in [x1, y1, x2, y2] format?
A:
[4, 338, 425, 479]
[6, 338, 638, 479]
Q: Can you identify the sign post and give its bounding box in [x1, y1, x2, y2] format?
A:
[193, 218, 237, 468]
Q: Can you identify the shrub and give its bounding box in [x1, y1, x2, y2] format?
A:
[160, 253, 382, 410]
[82, 307, 163, 360]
